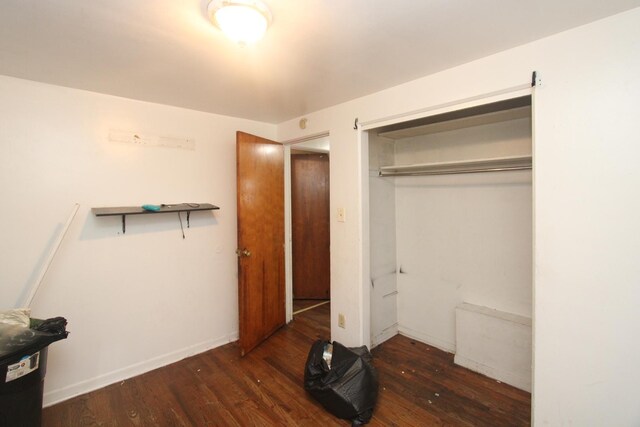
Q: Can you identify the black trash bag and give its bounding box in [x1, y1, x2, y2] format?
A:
[0, 317, 69, 366]
[32, 316, 68, 335]
[304, 340, 379, 425]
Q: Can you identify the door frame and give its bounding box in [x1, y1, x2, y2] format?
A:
[282, 132, 331, 323]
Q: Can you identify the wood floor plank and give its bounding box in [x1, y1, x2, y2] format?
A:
[43, 303, 530, 426]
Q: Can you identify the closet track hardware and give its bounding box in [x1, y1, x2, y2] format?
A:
[531, 70, 542, 87]
[379, 155, 532, 177]
[92, 203, 219, 234]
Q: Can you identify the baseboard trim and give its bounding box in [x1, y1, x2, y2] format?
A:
[371, 324, 398, 348]
[454, 354, 531, 392]
[43, 331, 239, 407]
[397, 325, 455, 353]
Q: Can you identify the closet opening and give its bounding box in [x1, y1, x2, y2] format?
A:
[285, 135, 331, 332]
[367, 95, 533, 393]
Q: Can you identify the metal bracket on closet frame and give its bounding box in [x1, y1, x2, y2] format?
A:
[532, 71, 543, 87]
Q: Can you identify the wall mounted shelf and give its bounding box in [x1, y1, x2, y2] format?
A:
[92, 203, 219, 233]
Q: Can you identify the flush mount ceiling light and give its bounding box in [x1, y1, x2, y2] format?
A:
[207, 0, 272, 44]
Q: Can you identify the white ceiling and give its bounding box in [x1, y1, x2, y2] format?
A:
[0, 0, 638, 123]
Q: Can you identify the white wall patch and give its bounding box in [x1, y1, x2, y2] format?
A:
[108, 129, 195, 150]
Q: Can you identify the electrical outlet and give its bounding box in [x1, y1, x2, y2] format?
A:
[337, 207, 346, 222]
[338, 313, 346, 328]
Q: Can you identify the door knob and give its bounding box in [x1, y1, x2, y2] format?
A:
[236, 248, 251, 257]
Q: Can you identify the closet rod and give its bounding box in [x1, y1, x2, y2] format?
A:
[379, 165, 531, 177]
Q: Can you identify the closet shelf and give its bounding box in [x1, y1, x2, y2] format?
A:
[378, 155, 532, 177]
[378, 106, 531, 139]
[92, 203, 219, 233]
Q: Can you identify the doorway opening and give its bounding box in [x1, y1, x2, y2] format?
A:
[285, 135, 331, 326]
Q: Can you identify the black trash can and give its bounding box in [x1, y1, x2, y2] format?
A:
[0, 319, 68, 427]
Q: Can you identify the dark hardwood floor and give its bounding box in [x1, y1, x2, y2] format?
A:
[43, 304, 531, 426]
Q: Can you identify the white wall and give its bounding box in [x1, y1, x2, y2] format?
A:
[0, 75, 275, 405]
[277, 8, 640, 425]
[395, 170, 532, 351]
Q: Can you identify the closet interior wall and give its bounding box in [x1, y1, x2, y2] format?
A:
[369, 133, 399, 346]
[369, 104, 533, 354]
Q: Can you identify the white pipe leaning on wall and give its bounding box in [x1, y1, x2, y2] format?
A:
[21, 203, 80, 308]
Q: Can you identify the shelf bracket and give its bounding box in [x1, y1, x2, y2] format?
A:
[187, 211, 191, 228]
[121, 215, 126, 234]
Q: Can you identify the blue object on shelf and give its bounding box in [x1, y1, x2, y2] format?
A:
[141, 204, 161, 212]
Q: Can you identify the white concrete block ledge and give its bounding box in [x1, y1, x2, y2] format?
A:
[454, 303, 532, 392]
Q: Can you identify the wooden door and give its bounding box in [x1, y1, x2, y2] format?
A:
[292, 153, 330, 299]
[237, 131, 285, 356]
